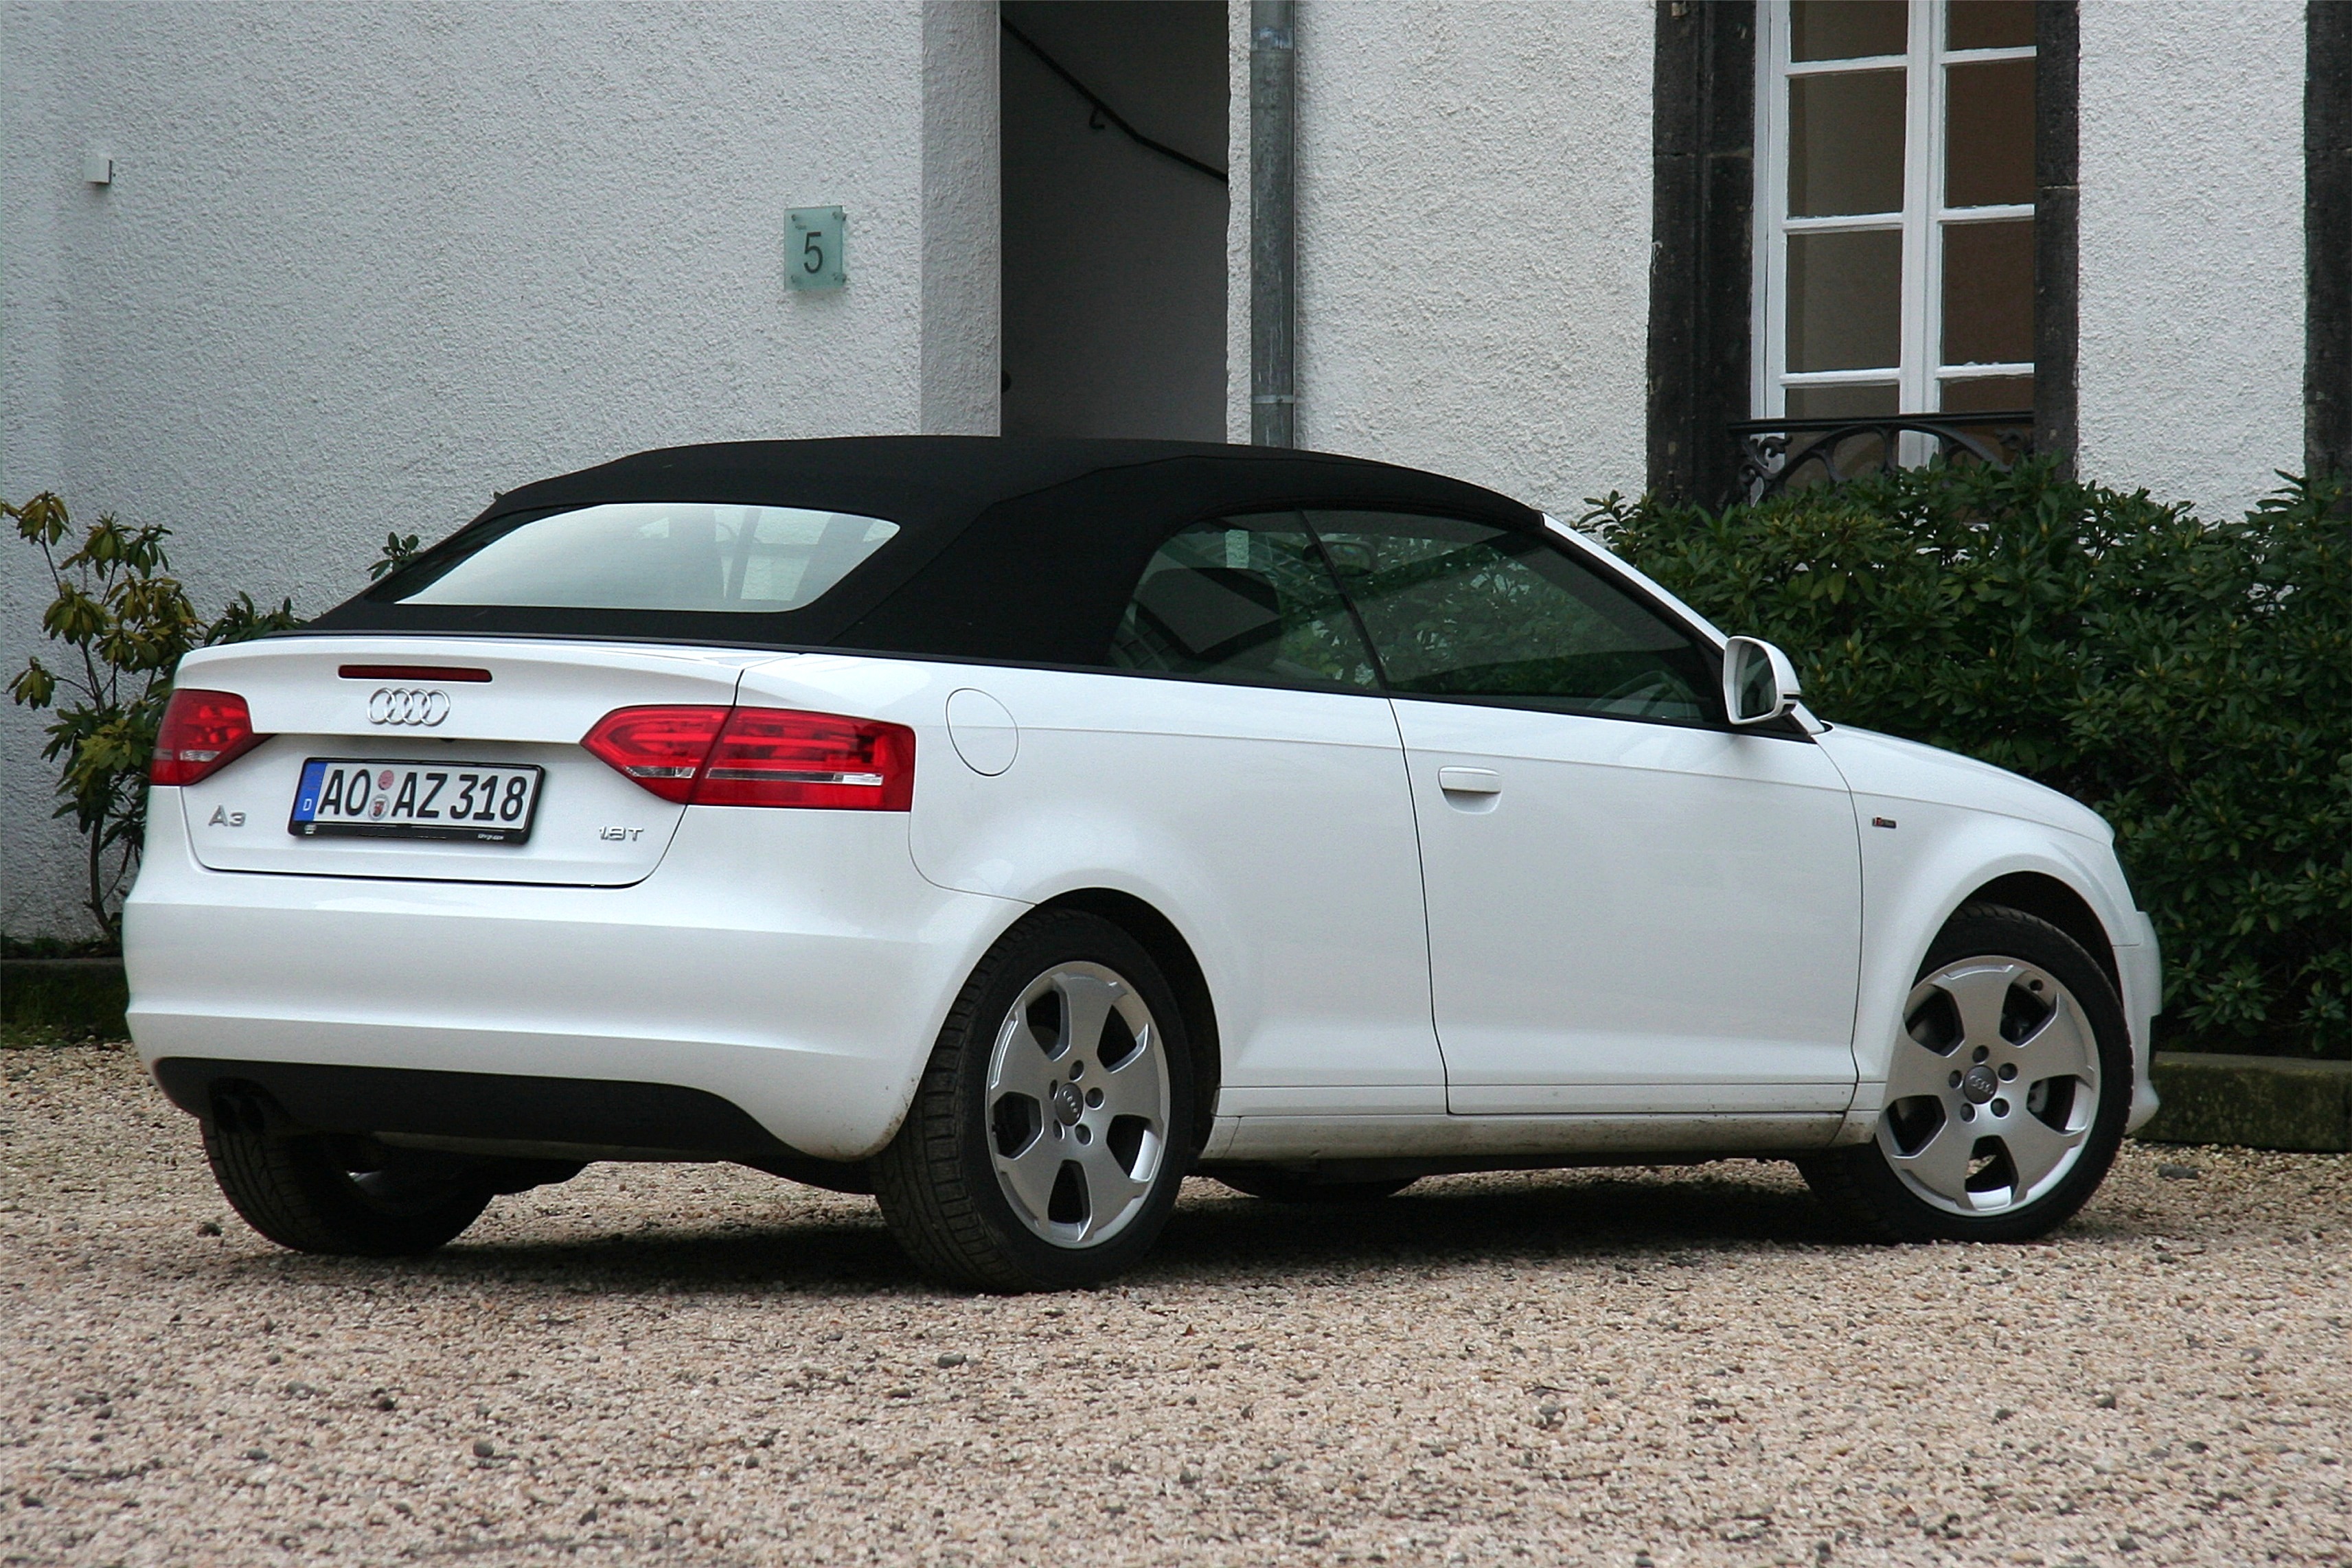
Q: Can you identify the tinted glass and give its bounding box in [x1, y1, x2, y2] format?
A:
[1306, 513, 1715, 724]
[1788, 229, 1904, 371]
[1786, 382, 1899, 420]
[1790, 0, 1906, 60]
[382, 503, 900, 613]
[1941, 218, 2035, 364]
[1939, 373, 2034, 412]
[1948, 0, 2035, 49]
[1790, 70, 1907, 216]
[1945, 58, 2035, 207]
[1783, 384, 1898, 485]
[1107, 517, 1378, 690]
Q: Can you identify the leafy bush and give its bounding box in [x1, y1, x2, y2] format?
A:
[8, 494, 301, 941]
[1585, 461, 2352, 1059]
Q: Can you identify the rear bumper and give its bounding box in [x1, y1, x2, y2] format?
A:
[124, 794, 1021, 1160]
[152, 1057, 794, 1160]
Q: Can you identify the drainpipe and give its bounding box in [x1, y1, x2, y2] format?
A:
[1250, 1, 1297, 448]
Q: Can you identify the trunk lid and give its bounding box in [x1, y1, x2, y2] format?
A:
[168, 636, 772, 886]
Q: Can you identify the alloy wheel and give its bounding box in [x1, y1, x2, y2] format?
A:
[1877, 956, 2101, 1216]
[984, 962, 1171, 1248]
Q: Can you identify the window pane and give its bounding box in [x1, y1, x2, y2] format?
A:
[1781, 385, 1899, 485]
[1787, 382, 1900, 419]
[1106, 517, 1377, 690]
[1791, 0, 1907, 60]
[1941, 218, 2034, 365]
[1788, 229, 1903, 371]
[388, 503, 900, 612]
[1790, 71, 1907, 216]
[1939, 374, 2034, 413]
[1948, 0, 2036, 50]
[1945, 59, 2035, 207]
[1307, 514, 1715, 724]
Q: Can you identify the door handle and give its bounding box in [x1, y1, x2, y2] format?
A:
[1437, 766, 1503, 796]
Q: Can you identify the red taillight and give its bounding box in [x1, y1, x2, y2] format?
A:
[698, 707, 917, 809]
[581, 705, 915, 811]
[580, 706, 731, 804]
[151, 688, 265, 786]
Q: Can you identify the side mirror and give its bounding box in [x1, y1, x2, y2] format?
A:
[1723, 636, 1801, 726]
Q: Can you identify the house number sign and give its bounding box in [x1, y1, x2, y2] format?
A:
[788, 207, 847, 292]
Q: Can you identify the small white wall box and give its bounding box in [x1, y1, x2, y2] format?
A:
[82, 152, 114, 185]
[788, 207, 847, 292]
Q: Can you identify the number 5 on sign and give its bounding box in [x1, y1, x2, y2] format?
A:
[788, 206, 847, 292]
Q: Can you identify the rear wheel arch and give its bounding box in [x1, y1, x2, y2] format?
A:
[1034, 888, 1220, 1160]
[1955, 873, 2119, 994]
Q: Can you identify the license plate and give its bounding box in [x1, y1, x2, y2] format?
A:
[289, 759, 543, 843]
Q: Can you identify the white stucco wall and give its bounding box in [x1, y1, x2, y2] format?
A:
[2077, 0, 2305, 519]
[1, 1, 998, 937]
[1225, 1, 1652, 517]
[5, 0, 2319, 936]
[924, 1, 1005, 435]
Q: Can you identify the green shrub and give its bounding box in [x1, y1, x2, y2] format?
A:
[1584, 461, 2352, 1059]
[7, 494, 301, 941]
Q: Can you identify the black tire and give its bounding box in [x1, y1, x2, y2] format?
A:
[872, 910, 1196, 1291]
[1797, 903, 2133, 1243]
[1213, 1168, 1417, 1203]
[204, 1123, 493, 1257]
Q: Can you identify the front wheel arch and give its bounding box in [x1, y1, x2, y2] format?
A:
[1959, 871, 2121, 995]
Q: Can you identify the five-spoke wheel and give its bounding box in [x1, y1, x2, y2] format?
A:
[874, 910, 1194, 1290]
[1877, 956, 2101, 1214]
[1799, 903, 2131, 1243]
[984, 962, 1172, 1248]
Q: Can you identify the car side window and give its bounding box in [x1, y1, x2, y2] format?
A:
[1106, 516, 1380, 691]
[1305, 511, 1717, 724]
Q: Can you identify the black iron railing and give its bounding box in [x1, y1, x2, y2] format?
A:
[1727, 411, 2035, 503]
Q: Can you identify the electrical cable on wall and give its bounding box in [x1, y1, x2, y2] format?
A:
[1001, 16, 1229, 185]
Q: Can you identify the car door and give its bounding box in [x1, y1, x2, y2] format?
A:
[909, 512, 1446, 1116]
[1307, 510, 1863, 1116]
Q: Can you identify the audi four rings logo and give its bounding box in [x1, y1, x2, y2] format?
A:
[367, 687, 450, 726]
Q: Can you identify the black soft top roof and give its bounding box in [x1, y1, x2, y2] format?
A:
[307, 437, 1546, 663]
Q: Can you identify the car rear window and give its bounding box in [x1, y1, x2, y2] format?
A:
[377, 503, 900, 614]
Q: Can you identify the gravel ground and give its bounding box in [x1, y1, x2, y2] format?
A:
[3, 1042, 2348, 1568]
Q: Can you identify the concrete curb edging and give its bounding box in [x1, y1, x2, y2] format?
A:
[1, 958, 128, 1038]
[2133, 1051, 2352, 1153]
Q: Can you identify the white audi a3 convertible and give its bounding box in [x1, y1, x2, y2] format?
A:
[126, 438, 2160, 1289]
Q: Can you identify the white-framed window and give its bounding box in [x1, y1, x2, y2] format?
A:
[1753, 0, 2037, 422]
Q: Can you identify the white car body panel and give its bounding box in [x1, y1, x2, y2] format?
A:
[1814, 724, 2160, 1134]
[170, 636, 768, 886]
[1204, 1111, 1842, 1162]
[128, 773, 1018, 1161]
[854, 660, 1446, 1111]
[1815, 722, 2118, 846]
[1563, 528, 2158, 1133]
[125, 543, 2160, 1171]
[1392, 697, 1862, 1118]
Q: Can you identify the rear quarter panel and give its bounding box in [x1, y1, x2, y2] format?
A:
[736, 655, 1447, 1111]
